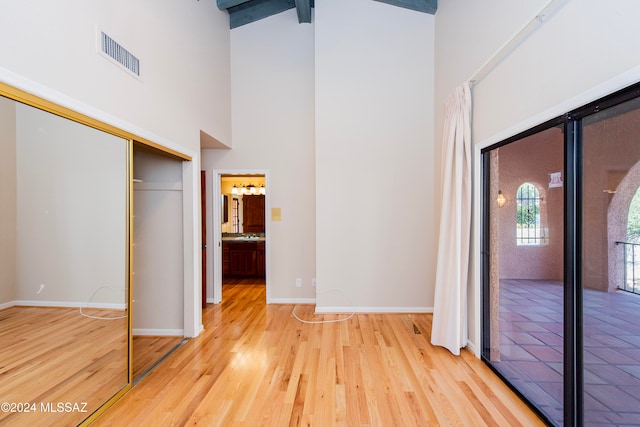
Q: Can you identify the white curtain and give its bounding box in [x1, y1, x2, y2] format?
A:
[431, 82, 472, 356]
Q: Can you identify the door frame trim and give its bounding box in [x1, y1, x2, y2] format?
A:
[211, 168, 270, 304]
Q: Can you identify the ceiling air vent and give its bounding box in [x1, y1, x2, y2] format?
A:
[98, 30, 141, 78]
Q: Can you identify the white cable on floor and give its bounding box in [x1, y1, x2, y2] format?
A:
[291, 288, 355, 324]
[79, 286, 128, 320]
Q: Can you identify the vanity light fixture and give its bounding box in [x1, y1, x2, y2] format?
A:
[230, 183, 265, 195]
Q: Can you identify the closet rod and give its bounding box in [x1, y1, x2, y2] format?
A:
[469, 0, 571, 87]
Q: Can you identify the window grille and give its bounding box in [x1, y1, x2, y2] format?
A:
[516, 183, 546, 245]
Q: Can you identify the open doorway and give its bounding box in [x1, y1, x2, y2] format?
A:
[211, 170, 270, 304]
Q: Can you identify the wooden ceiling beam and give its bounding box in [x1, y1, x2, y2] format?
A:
[221, 0, 435, 29]
[228, 0, 296, 28]
[216, 0, 251, 10]
[295, 0, 312, 24]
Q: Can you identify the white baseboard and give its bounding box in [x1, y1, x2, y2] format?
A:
[133, 328, 184, 337]
[315, 306, 433, 314]
[269, 298, 316, 305]
[0, 301, 15, 310]
[13, 300, 126, 310]
[266, 302, 434, 313]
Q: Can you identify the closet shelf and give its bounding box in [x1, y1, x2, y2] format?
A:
[133, 181, 183, 191]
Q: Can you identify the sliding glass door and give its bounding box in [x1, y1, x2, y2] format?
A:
[482, 83, 640, 426]
[482, 123, 566, 425]
[580, 95, 640, 425]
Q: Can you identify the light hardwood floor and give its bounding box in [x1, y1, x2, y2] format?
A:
[93, 283, 544, 426]
[0, 306, 128, 427]
[133, 336, 184, 381]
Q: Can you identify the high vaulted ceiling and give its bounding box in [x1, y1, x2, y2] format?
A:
[217, 0, 437, 29]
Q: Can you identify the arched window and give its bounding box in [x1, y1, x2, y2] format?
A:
[516, 182, 545, 245]
[628, 187, 640, 243]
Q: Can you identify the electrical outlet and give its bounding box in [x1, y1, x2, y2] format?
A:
[312, 278, 316, 287]
[295, 278, 302, 288]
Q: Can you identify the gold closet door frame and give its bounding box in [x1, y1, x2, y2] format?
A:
[0, 82, 191, 161]
[0, 81, 191, 426]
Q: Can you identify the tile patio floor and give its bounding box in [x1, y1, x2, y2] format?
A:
[495, 279, 640, 426]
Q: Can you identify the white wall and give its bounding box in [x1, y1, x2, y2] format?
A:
[474, 1, 640, 142]
[15, 103, 128, 306]
[0, 97, 16, 306]
[202, 9, 316, 302]
[0, 0, 231, 152]
[315, 0, 435, 311]
[133, 149, 184, 335]
[0, 0, 231, 337]
[434, 0, 640, 351]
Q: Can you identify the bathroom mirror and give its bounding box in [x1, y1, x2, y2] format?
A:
[0, 92, 130, 425]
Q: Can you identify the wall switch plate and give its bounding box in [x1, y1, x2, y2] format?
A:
[295, 278, 302, 287]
